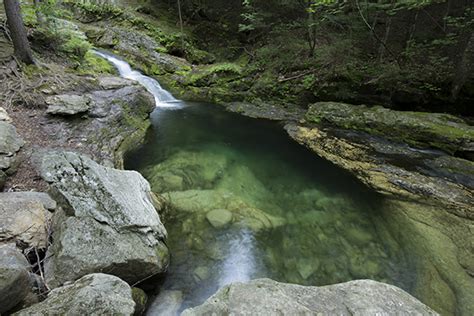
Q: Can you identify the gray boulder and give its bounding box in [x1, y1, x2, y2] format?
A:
[0, 120, 24, 176]
[181, 278, 438, 316]
[41, 151, 169, 288]
[0, 192, 55, 248]
[45, 94, 91, 115]
[14, 273, 135, 316]
[0, 244, 31, 314]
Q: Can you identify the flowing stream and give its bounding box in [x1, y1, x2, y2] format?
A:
[98, 52, 419, 314]
[94, 51, 182, 108]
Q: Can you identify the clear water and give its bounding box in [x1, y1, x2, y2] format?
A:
[125, 104, 414, 313]
[96, 51, 415, 314]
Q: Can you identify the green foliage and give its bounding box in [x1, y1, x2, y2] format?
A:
[60, 33, 92, 59]
[65, 1, 125, 20]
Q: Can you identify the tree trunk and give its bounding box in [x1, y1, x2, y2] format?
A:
[4, 0, 35, 64]
[451, 32, 473, 101]
[33, 0, 47, 27]
[177, 0, 185, 48]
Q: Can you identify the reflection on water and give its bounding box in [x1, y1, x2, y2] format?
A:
[125, 104, 415, 313]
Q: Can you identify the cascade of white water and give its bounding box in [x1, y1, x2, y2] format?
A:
[218, 229, 258, 287]
[94, 50, 182, 108]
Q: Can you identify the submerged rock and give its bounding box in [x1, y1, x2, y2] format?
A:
[0, 244, 31, 314]
[165, 189, 285, 232]
[41, 151, 169, 288]
[206, 209, 233, 228]
[285, 124, 474, 218]
[144, 150, 229, 193]
[13, 273, 135, 316]
[181, 278, 438, 315]
[0, 192, 55, 248]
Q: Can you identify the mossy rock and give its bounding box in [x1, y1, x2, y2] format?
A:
[184, 63, 243, 87]
[305, 102, 474, 158]
[131, 287, 148, 315]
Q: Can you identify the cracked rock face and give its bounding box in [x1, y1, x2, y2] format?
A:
[13, 273, 135, 316]
[182, 278, 438, 316]
[41, 151, 169, 288]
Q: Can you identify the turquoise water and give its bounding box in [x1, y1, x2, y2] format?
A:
[125, 103, 414, 312]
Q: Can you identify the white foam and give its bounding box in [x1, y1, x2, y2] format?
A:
[93, 50, 182, 108]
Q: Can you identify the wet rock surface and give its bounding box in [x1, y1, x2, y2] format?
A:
[0, 244, 31, 314]
[41, 151, 169, 288]
[181, 279, 438, 316]
[13, 273, 135, 316]
[285, 124, 474, 219]
[94, 26, 190, 75]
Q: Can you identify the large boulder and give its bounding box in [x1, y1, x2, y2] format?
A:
[0, 244, 31, 314]
[36, 75, 155, 169]
[0, 192, 56, 248]
[41, 151, 169, 288]
[305, 102, 474, 158]
[14, 273, 135, 316]
[181, 279, 438, 316]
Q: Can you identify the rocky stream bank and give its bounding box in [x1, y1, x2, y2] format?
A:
[0, 2, 472, 315]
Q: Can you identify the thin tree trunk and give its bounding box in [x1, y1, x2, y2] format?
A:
[177, 0, 185, 48]
[4, 0, 35, 64]
[378, 17, 392, 62]
[355, 0, 400, 68]
[33, 0, 46, 27]
[451, 32, 473, 101]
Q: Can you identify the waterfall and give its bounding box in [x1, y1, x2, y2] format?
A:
[218, 229, 258, 287]
[93, 50, 182, 108]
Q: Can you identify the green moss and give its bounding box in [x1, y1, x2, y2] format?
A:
[131, 287, 147, 315]
[77, 51, 116, 75]
[185, 63, 243, 87]
[305, 102, 474, 154]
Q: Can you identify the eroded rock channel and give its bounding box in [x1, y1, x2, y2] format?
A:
[125, 102, 472, 315]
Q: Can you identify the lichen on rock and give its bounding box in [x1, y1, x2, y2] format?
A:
[40, 151, 169, 288]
